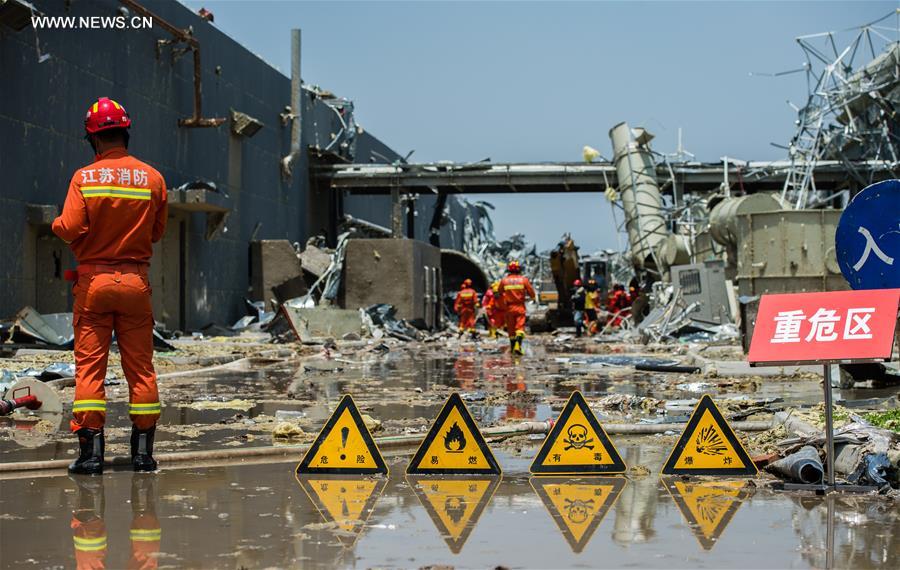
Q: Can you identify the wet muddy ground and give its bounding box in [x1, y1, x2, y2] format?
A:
[1, 452, 898, 568]
[2, 335, 899, 568]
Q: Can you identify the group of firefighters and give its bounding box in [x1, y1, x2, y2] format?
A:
[571, 279, 636, 336]
[453, 260, 536, 355]
[454, 267, 637, 349]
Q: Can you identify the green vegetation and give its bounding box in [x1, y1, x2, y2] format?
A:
[863, 409, 900, 433]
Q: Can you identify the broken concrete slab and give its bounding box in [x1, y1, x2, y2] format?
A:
[299, 244, 332, 279]
[282, 306, 363, 342]
[343, 239, 442, 329]
[250, 240, 306, 310]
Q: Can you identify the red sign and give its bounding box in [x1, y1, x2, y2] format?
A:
[748, 289, 900, 365]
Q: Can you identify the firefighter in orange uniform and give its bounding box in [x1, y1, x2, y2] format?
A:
[607, 284, 630, 328]
[53, 97, 167, 475]
[454, 279, 479, 338]
[481, 281, 502, 338]
[498, 260, 536, 355]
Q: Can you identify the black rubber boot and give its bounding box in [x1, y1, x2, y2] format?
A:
[70, 473, 105, 513]
[513, 333, 525, 355]
[68, 429, 104, 475]
[131, 473, 157, 514]
[131, 426, 158, 472]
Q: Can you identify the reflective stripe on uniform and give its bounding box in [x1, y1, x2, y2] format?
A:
[74, 535, 107, 551]
[81, 186, 152, 200]
[130, 528, 162, 541]
[504, 284, 524, 290]
[73, 399, 107, 412]
[129, 402, 161, 415]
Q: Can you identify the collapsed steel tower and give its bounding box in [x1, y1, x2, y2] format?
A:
[782, 10, 900, 208]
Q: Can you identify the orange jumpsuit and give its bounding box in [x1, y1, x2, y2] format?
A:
[481, 288, 501, 335]
[498, 274, 536, 337]
[52, 148, 167, 432]
[129, 514, 161, 570]
[454, 287, 479, 332]
[608, 289, 630, 328]
[72, 516, 107, 570]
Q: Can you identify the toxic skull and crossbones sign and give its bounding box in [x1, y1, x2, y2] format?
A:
[564, 424, 594, 451]
[564, 498, 594, 523]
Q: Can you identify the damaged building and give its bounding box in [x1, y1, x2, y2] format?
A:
[0, 0, 487, 332]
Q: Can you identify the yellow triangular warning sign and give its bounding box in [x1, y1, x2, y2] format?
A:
[530, 477, 626, 553]
[530, 391, 626, 475]
[662, 477, 751, 550]
[408, 476, 500, 554]
[661, 394, 757, 476]
[406, 392, 501, 475]
[297, 395, 388, 475]
[296, 476, 387, 548]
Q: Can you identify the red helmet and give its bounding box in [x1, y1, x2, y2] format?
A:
[507, 260, 521, 273]
[573, 279, 582, 287]
[84, 97, 131, 134]
[461, 278, 472, 289]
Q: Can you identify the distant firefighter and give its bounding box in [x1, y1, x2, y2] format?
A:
[607, 284, 631, 328]
[498, 260, 536, 355]
[584, 278, 601, 335]
[481, 281, 505, 338]
[454, 278, 479, 338]
[570, 279, 586, 338]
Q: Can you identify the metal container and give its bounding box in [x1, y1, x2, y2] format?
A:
[736, 209, 846, 296]
[709, 193, 783, 248]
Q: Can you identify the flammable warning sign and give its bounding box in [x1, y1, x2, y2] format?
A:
[407, 392, 501, 475]
[661, 394, 757, 476]
[530, 390, 626, 475]
[408, 476, 500, 553]
[296, 395, 388, 475]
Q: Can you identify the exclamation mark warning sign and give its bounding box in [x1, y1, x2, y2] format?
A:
[340, 426, 350, 461]
[297, 395, 388, 475]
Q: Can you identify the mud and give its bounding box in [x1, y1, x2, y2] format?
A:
[2, 334, 899, 567]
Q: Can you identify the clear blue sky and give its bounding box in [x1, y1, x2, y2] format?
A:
[181, 1, 896, 252]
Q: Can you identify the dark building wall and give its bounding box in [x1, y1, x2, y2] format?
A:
[0, 0, 480, 329]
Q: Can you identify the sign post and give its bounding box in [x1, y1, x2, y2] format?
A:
[748, 288, 900, 491]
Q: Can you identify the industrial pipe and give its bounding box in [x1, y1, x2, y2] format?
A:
[634, 363, 702, 374]
[608, 122, 668, 270]
[0, 419, 775, 474]
[118, 0, 225, 128]
[767, 445, 824, 484]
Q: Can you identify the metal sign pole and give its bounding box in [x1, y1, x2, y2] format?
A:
[822, 364, 836, 489]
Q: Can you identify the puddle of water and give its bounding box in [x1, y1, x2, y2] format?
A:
[2, 347, 895, 466]
[1, 444, 896, 569]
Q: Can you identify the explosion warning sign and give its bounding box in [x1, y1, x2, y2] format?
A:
[661, 395, 757, 476]
[407, 392, 501, 475]
[296, 395, 388, 475]
[530, 390, 626, 475]
[663, 478, 751, 550]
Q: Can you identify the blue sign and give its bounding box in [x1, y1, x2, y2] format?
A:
[836, 179, 900, 290]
